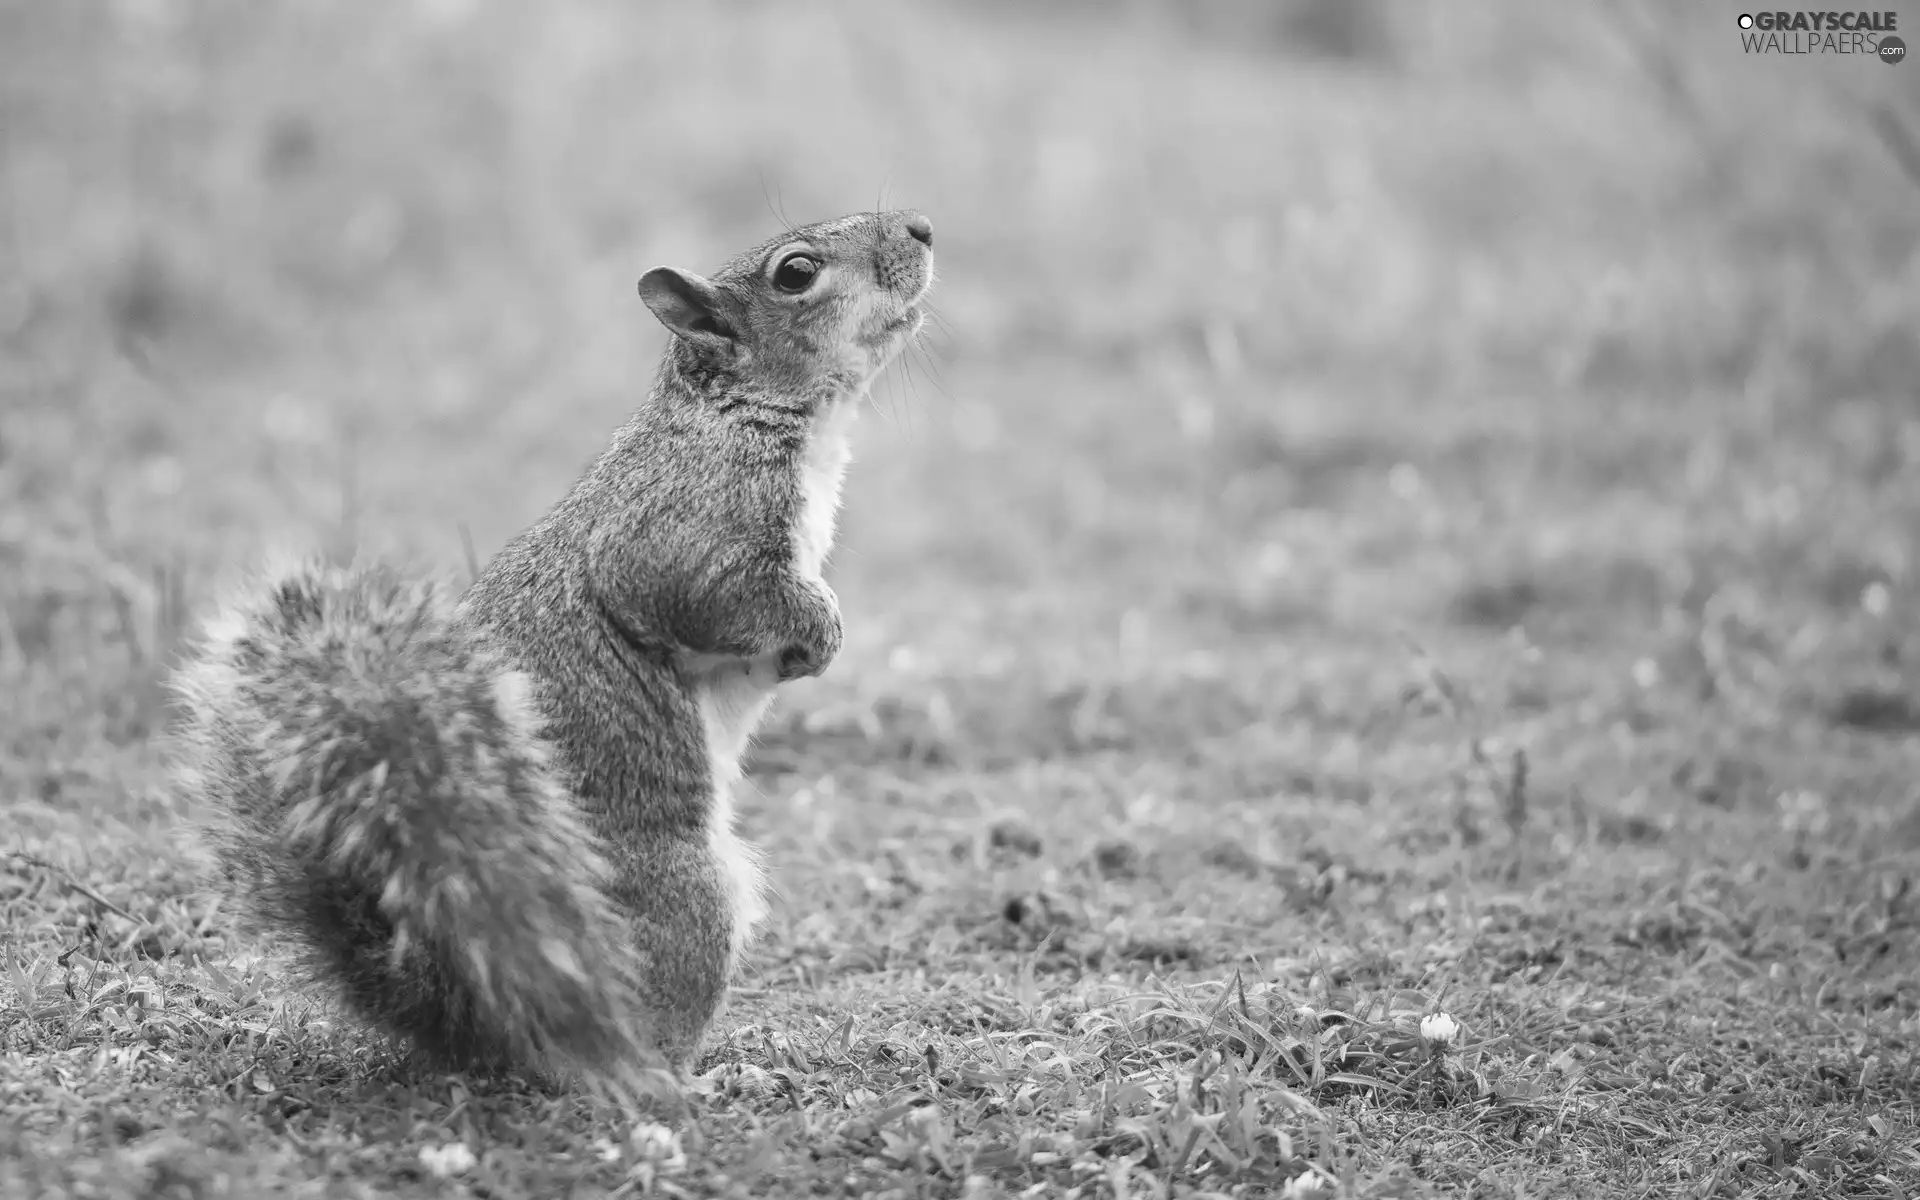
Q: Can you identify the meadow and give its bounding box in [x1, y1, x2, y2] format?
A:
[3, 1, 1919, 1195]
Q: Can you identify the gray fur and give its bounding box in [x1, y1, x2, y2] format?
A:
[171, 211, 934, 1090]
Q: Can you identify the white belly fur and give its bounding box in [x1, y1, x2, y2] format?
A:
[794, 396, 858, 579]
[691, 652, 779, 967]
[691, 392, 861, 969]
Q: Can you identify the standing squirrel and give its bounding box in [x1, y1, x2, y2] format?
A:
[171, 210, 935, 1096]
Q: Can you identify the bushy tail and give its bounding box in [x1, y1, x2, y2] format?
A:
[171, 559, 668, 1098]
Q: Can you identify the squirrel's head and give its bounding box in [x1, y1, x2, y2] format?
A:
[637, 209, 934, 402]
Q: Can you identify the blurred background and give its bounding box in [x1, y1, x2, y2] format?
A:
[2, 0, 1917, 825]
[5, 11, 1919, 1193]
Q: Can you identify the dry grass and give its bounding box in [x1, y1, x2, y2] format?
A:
[4, 0, 1920, 1196]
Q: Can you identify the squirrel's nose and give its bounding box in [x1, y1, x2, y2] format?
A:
[902, 213, 933, 248]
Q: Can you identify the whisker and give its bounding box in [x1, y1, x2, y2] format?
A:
[759, 172, 795, 233]
[905, 355, 931, 439]
[909, 340, 953, 406]
[897, 356, 917, 444]
[921, 302, 960, 345]
[881, 355, 910, 443]
[915, 312, 959, 384]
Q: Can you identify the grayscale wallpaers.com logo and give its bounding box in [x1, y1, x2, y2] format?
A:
[1737, 11, 1905, 60]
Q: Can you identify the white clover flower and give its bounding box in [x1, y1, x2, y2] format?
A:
[1280, 1169, 1336, 1198]
[628, 1122, 687, 1174]
[1420, 1012, 1461, 1048]
[417, 1142, 476, 1177]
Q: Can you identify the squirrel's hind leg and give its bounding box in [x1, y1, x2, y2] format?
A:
[605, 834, 742, 1069]
[172, 559, 669, 1093]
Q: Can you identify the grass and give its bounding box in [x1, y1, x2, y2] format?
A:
[3, 0, 1920, 1196]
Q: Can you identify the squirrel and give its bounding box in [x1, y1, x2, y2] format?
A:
[169, 209, 936, 1098]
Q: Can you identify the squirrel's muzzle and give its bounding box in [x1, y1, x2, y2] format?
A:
[874, 209, 935, 311]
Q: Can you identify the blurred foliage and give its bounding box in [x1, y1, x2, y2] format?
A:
[1, 0, 1916, 750]
[3, 12, 1919, 1194]
[1, 0, 1914, 401]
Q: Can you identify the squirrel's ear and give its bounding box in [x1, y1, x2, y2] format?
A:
[638, 267, 740, 356]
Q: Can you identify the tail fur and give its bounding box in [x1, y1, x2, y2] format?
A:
[171, 559, 666, 1097]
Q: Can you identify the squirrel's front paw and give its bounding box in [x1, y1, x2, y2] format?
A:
[777, 643, 824, 681]
[774, 579, 842, 681]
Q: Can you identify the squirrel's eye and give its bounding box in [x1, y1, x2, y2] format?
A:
[772, 254, 820, 294]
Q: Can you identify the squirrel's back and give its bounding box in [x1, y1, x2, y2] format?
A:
[173, 560, 663, 1093]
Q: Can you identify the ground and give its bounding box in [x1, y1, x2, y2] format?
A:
[3, 1, 1920, 1197]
